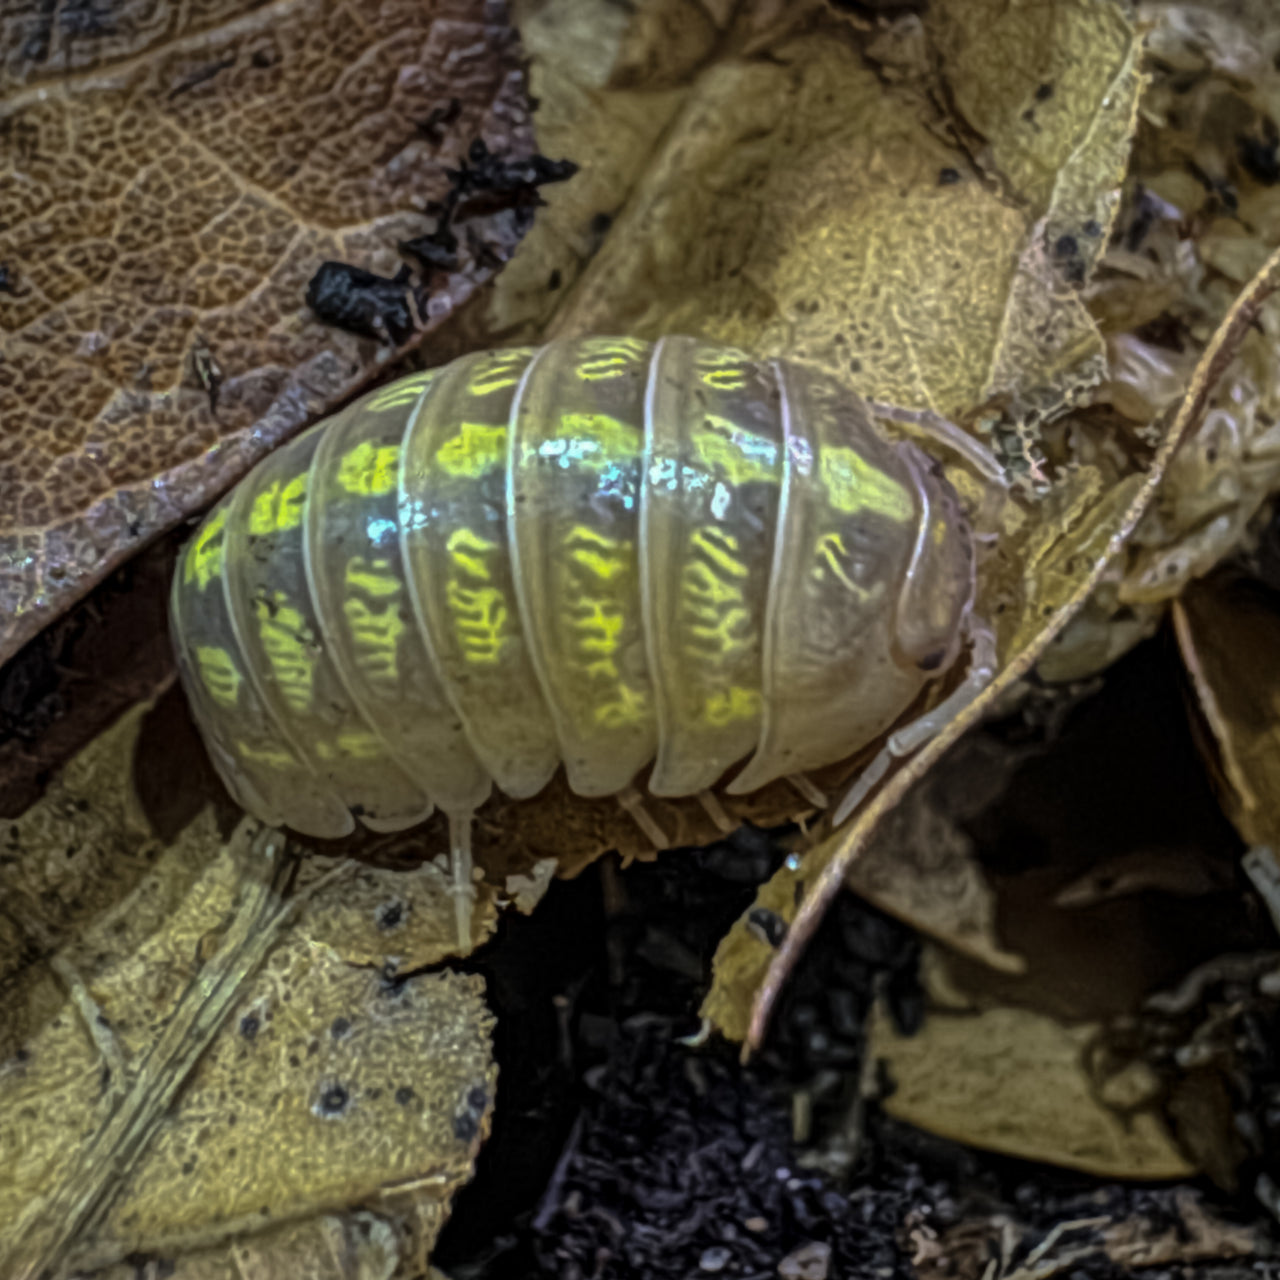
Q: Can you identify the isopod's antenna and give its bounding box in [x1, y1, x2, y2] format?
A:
[830, 614, 998, 826]
[447, 810, 477, 949]
[868, 401, 1007, 486]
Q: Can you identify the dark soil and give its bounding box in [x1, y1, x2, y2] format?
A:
[431, 822, 1280, 1280]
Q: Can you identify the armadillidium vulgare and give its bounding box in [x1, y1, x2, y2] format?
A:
[171, 336, 997, 943]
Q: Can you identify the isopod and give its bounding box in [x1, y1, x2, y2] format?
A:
[171, 336, 997, 944]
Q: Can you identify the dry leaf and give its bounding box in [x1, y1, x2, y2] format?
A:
[867, 949, 1192, 1180]
[0, 707, 496, 1278]
[536, 0, 1141, 440]
[0, 0, 535, 667]
[1040, 0, 1280, 678]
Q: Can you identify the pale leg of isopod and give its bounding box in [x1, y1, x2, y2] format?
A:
[831, 615, 998, 827]
[786, 773, 829, 809]
[697, 789, 736, 833]
[447, 811, 477, 950]
[617, 785, 671, 850]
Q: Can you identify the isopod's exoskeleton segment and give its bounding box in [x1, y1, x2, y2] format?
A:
[510, 336, 658, 797]
[399, 347, 562, 802]
[172, 336, 990, 949]
[641, 337, 783, 797]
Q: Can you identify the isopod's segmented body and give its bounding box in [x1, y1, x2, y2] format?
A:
[171, 337, 977, 932]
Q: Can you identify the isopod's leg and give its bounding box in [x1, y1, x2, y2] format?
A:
[447, 810, 477, 950]
[786, 773, 829, 809]
[831, 614, 998, 826]
[697, 789, 736, 834]
[617, 786, 670, 850]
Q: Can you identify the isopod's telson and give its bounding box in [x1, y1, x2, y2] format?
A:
[171, 336, 996, 943]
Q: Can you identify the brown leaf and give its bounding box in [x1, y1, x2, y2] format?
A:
[0, 709, 495, 1278]
[867, 950, 1192, 1179]
[528, 0, 1140, 444]
[0, 0, 534, 667]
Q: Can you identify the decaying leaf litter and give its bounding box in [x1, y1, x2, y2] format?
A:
[6, 0, 1280, 1274]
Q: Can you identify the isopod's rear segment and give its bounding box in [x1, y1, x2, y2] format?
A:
[508, 337, 658, 797]
[726, 363, 940, 795]
[222, 420, 441, 835]
[170, 493, 339, 834]
[641, 337, 783, 796]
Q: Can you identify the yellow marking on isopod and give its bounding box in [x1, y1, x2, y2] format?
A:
[698, 364, 748, 393]
[343, 597, 404, 683]
[683, 559, 745, 609]
[446, 527, 498, 581]
[820, 447, 913, 522]
[235, 739, 297, 768]
[254, 593, 315, 713]
[690, 526, 749, 579]
[689, 418, 778, 486]
[595, 682, 648, 728]
[448, 582, 508, 664]
[184, 507, 228, 589]
[575, 338, 648, 382]
[687, 606, 753, 660]
[679, 526, 754, 662]
[466, 349, 532, 397]
[368, 372, 434, 412]
[703, 685, 762, 726]
[436, 422, 507, 478]
[813, 532, 878, 601]
[332, 732, 376, 757]
[554, 412, 642, 466]
[337, 441, 400, 496]
[571, 598, 624, 677]
[195, 645, 241, 707]
[344, 556, 401, 598]
[567, 525, 629, 581]
[249, 473, 308, 534]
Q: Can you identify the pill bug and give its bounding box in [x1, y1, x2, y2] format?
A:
[171, 335, 996, 943]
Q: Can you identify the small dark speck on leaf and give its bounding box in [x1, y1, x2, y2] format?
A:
[938, 167, 961, 185]
[377, 900, 405, 931]
[1083, 219, 1102, 237]
[1053, 234, 1078, 259]
[316, 1084, 350, 1117]
[467, 1084, 488, 1111]
[0, 264, 13, 294]
[330, 1016, 351, 1039]
[548, 268, 562, 290]
[747, 907, 788, 948]
[1035, 82, 1054, 101]
[454, 1110, 479, 1143]
[396, 1085, 416, 1106]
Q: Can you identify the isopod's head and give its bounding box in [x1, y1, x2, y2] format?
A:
[892, 442, 977, 676]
